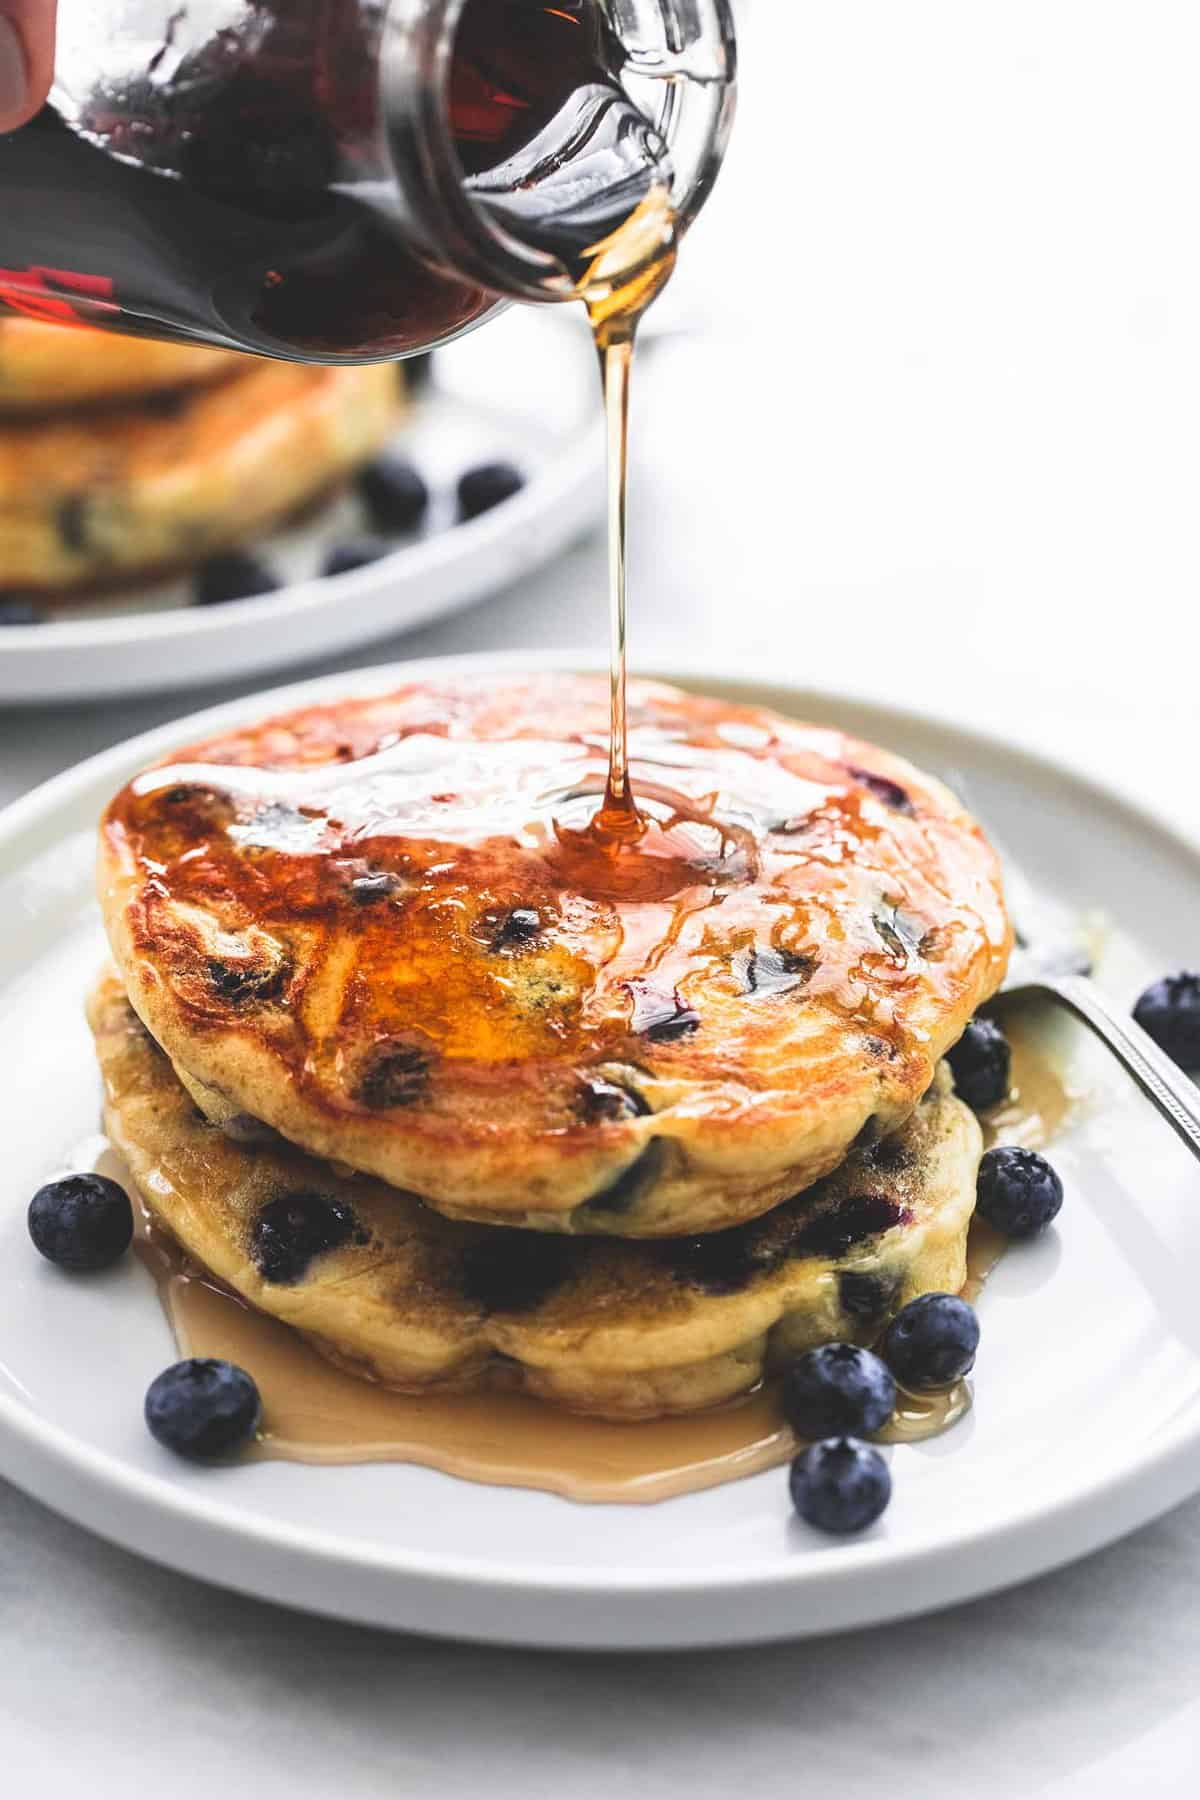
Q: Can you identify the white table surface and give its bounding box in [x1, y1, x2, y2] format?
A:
[5, 3, 1200, 1793]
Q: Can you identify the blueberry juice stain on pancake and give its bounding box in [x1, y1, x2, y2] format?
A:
[98, 675, 1012, 1239]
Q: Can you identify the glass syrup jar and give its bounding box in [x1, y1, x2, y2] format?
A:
[0, 0, 736, 361]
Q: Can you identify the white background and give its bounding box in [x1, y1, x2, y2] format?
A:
[3, 2, 1200, 1792]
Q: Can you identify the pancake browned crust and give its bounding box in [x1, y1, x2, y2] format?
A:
[0, 318, 246, 415]
[98, 675, 1011, 1237]
[0, 361, 400, 591]
[91, 974, 982, 1419]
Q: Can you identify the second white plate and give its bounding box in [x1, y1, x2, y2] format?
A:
[0, 316, 603, 706]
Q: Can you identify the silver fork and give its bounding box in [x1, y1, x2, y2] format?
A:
[997, 856, 1200, 1161]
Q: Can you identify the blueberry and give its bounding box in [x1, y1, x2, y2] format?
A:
[193, 551, 279, 606]
[667, 1221, 781, 1294]
[838, 1270, 900, 1325]
[144, 1358, 261, 1461]
[350, 871, 404, 904]
[221, 1114, 282, 1149]
[576, 1075, 651, 1124]
[782, 1343, 897, 1440]
[790, 1195, 909, 1259]
[358, 457, 430, 531]
[582, 1139, 667, 1215]
[457, 461, 525, 521]
[56, 493, 91, 552]
[460, 1234, 571, 1314]
[977, 1145, 1063, 1239]
[642, 1004, 701, 1043]
[28, 1174, 134, 1271]
[846, 767, 915, 816]
[206, 953, 288, 1004]
[1133, 972, 1200, 1072]
[737, 945, 813, 997]
[321, 537, 392, 578]
[354, 1040, 431, 1109]
[0, 596, 45, 626]
[882, 1293, 980, 1391]
[250, 1191, 362, 1284]
[789, 1437, 892, 1535]
[489, 907, 541, 951]
[947, 1017, 1012, 1111]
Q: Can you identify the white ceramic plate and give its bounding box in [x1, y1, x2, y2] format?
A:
[2, 650, 1199, 1650]
[0, 317, 602, 707]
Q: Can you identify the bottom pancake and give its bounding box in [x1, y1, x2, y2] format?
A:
[90, 974, 983, 1420]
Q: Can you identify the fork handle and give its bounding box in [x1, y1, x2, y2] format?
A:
[1034, 972, 1200, 1162]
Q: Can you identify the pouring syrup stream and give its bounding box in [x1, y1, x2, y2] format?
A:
[576, 184, 679, 838]
[599, 331, 636, 828]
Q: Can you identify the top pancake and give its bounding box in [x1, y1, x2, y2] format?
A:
[98, 675, 1011, 1236]
[0, 317, 245, 415]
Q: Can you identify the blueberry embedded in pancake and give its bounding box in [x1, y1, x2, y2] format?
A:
[97, 675, 1011, 1238]
[353, 1040, 434, 1110]
[250, 1191, 368, 1284]
[89, 976, 983, 1420]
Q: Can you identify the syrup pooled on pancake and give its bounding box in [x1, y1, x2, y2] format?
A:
[98, 675, 1011, 1235]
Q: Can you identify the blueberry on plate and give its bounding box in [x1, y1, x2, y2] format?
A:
[976, 1145, 1063, 1239]
[28, 1173, 134, 1271]
[192, 551, 279, 606]
[789, 1437, 892, 1535]
[457, 461, 525, 521]
[1133, 972, 1200, 1072]
[144, 1358, 262, 1461]
[782, 1343, 896, 1440]
[358, 457, 430, 532]
[946, 1017, 1012, 1111]
[0, 596, 45, 626]
[882, 1292, 980, 1391]
[321, 537, 392, 578]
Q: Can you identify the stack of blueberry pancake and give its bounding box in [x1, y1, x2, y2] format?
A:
[88, 674, 1015, 1444]
[0, 317, 399, 595]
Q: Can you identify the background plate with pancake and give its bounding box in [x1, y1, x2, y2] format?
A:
[0, 313, 604, 704]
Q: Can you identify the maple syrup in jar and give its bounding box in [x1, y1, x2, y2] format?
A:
[0, 0, 735, 360]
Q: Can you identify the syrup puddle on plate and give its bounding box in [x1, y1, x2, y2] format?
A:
[984, 1005, 1084, 1153]
[96, 1015, 1074, 1504]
